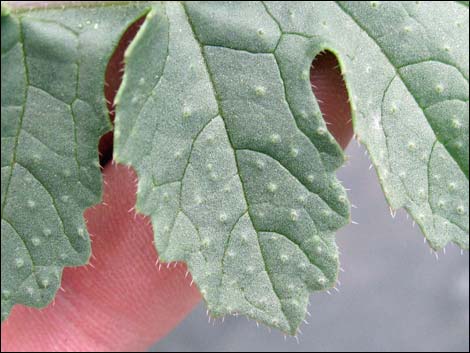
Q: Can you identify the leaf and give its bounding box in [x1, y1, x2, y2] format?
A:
[114, 1, 468, 334]
[1, 4, 148, 321]
[2, 0, 467, 335]
[261, 1, 469, 250]
[114, 2, 350, 335]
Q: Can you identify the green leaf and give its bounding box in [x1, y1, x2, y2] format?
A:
[1, 4, 148, 321]
[114, 2, 350, 335]
[115, 1, 468, 334]
[2, 0, 468, 335]
[263, 1, 469, 250]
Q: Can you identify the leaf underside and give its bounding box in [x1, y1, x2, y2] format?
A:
[326, 1, 468, 250]
[1, 4, 148, 321]
[114, 1, 468, 334]
[114, 2, 350, 335]
[1, 1, 468, 336]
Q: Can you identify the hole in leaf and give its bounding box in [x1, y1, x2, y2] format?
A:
[99, 16, 146, 167]
[310, 51, 353, 149]
[99, 30, 353, 164]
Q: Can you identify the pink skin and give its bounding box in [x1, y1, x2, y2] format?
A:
[2, 164, 201, 352]
[1, 5, 353, 349]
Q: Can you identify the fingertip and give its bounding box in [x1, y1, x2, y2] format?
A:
[1, 163, 200, 352]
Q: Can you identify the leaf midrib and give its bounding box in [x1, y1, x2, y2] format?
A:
[180, 2, 292, 332]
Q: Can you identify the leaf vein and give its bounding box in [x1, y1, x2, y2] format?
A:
[181, 2, 291, 331]
[336, 1, 468, 179]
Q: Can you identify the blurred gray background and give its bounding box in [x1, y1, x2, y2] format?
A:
[152, 142, 469, 352]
